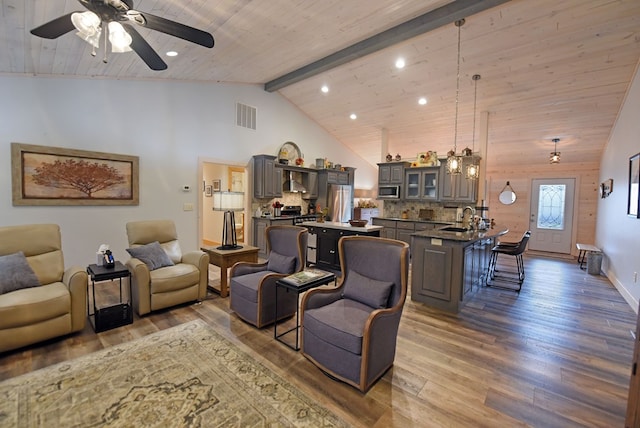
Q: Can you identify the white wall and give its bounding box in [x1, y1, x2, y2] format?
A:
[0, 75, 376, 267]
[597, 61, 640, 311]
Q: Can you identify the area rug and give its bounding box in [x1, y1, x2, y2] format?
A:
[0, 320, 349, 427]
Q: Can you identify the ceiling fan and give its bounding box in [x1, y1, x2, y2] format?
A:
[30, 0, 214, 71]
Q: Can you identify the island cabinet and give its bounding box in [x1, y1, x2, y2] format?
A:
[303, 222, 382, 271]
[372, 218, 452, 244]
[411, 227, 507, 312]
[404, 167, 439, 201]
[378, 161, 409, 186]
[253, 155, 282, 199]
[439, 157, 479, 203]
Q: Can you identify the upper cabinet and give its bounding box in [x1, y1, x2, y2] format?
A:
[404, 167, 439, 201]
[439, 157, 479, 203]
[302, 171, 318, 199]
[378, 161, 409, 186]
[253, 155, 282, 199]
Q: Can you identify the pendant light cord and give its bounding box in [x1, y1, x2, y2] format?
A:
[472, 74, 480, 153]
[453, 20, 464, 153]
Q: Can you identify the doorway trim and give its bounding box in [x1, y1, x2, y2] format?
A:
[198, 157, 250, 249]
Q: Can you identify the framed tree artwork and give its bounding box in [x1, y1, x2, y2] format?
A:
[11, 143, 139, 206]
[629, 152, 640, 218]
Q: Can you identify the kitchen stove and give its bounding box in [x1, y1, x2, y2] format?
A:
[280, 205, 317, 224]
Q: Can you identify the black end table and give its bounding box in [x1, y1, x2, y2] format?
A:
[87, 261, 133, 332]
[275, 269, 336, 351]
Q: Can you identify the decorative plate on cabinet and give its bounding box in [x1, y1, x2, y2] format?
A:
[278, 141, 302, 165]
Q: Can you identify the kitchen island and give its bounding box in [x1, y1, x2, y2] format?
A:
[411, 226, 508, 313]
[300, 221, 383, 271]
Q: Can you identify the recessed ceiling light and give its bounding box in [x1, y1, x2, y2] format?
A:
[418, 97, 427, 105]
[321, 85, 329, 93]
[395, 58, 405, 69]
[350, 113, 357, 120]
[166, 51, 178, 57]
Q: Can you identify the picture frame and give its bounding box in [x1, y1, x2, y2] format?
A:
[629, 153, 640, 217]
[205, 185, 213, 197]
[11, 142, 139, 206]
[212, 179, 221, 192]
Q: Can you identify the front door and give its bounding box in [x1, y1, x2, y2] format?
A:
[528, 178, 575, 254]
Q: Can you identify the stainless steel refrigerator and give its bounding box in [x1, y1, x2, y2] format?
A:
[328, 184, 353, 223]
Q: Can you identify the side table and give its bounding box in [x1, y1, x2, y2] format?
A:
[87, 261, 133, 333]
[275, 269, 336, 351]
[200, 245, 259, 297]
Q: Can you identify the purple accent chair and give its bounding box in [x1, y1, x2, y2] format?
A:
[229, 225, 307, 328]
[300, 235, 410, 392]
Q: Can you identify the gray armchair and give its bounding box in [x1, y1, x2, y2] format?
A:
[229, 225, 307, 328]
[300, 235, 409, 392]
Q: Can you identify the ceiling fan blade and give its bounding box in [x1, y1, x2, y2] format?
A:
[122, 24, 167, 71]
[131, 12, 214, 48]
[31, 12, 78, 39]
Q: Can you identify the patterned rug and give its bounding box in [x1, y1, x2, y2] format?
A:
[0, 320, 349, 427]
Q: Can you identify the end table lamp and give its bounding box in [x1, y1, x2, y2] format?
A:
[217, 210, 242, 250]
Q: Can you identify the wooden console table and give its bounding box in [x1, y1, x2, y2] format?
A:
[200, 245, 259, 297]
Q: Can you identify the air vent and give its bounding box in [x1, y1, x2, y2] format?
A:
[236, 102, 256, 130]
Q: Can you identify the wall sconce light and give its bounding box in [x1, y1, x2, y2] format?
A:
[550, 138, 561, 164]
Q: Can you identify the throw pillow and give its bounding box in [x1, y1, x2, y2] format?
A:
[126, 241, 174, 271]
[342, 270, 394, 309]
[0, 251, 41, 295]
[267, 251, 296, 274]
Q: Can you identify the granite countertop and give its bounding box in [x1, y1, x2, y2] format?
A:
[372, 216, 453, 225]
[413, 225, 509, 242]
[300, 221, 384, 233]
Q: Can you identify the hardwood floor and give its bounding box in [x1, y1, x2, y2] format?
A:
[0, 255, 636, 427]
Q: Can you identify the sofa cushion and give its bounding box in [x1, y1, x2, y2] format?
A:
[0, 252, 41, 295]
[342, 270, 394, 309]
[304, 299, 375, 355]
[267, 251, 296, 274]
[231, 271, 276, 303]
[0, 282, 70, 329]
[127, 241, 174, 271]
[149, 263, 200, 294]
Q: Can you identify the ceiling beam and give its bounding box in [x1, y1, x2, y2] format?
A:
[264, 0, 511, 92]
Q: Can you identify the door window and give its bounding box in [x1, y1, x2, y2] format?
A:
[537, 184, 566, 230]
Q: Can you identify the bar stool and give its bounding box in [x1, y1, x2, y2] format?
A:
[487, 231, 531, 292]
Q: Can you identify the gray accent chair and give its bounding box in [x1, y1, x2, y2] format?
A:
[229, 225, 307, 328]
[125, 220, 209, 316]
[300, 235, 410, 393]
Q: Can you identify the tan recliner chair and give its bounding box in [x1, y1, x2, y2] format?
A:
[125, 220, 209, 316]
[0, 224, 87, 353]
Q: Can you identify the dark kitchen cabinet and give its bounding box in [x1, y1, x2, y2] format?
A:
[439, 156, 479, 203]
[306, 225, 380, 271]
[253, 155, 282, 199]
[404, 167, 439, 201]
[378, 161, 408, 186]
[302, 171, 318, 199]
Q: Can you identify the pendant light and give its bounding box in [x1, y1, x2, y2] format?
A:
[550, 138, 561, 164]
[446, 19, 465, 175]
[466, 74, 481, 179]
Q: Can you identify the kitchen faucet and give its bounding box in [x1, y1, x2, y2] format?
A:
[462, 206, 476, 230]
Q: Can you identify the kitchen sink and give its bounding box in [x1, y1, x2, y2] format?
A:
[439, 226, 469, 232]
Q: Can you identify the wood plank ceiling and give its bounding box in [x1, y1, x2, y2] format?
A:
[2, 0, 640, 168]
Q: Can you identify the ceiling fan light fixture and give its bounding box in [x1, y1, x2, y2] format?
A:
[71, 11, 101, 48]
[550, 138, 561, 164]
[108, 21, 132, 53]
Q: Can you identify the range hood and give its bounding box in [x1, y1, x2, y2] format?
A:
[283, 170, 307, 193]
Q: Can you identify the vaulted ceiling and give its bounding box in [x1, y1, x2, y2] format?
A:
[2, 0, 640, 168]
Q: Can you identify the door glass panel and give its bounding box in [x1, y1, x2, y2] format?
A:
[537, 184, 566, 230]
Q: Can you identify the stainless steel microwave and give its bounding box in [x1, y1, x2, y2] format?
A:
[378, 185, 401, 199]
